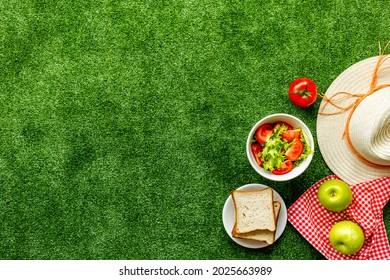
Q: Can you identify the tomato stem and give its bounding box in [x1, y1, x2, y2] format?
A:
[293, 83, 312, 98]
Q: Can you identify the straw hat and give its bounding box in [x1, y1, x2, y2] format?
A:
[317, 56, 390, 185]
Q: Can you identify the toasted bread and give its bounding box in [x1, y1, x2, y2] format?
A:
[232, 201, 281, 244]
[231, 188, 276, 234]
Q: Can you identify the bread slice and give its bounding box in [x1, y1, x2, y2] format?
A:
[232, 201, 281, 244]
[231, 188, 276, 234]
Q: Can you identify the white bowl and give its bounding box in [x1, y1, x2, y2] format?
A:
[246, 113, 315, 181]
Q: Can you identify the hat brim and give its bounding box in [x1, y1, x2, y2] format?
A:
[316, 56, 390, 185]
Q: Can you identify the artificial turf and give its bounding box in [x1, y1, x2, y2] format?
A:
[1, 0, 390, 260]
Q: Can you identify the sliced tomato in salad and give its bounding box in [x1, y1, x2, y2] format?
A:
[251, 143, 263, 167]
[255, 123, 274, 144]
[285, 138, 304, 161]
[272, 160, 293, 175]
[281, 129, 301, 142]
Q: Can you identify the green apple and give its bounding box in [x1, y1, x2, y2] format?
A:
[329, 220, 365, 255]
[317, 179, 352, 212]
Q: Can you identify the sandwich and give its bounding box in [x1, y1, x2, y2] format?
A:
[231, 188, 279, 244]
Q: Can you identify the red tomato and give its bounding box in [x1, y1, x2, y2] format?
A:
[272, 160, 293, 175]
[288, 77, 318, 107]
[285, 138, 304, 161]
[251, 143, 263, 167]
[275, 121, 293, 131]
[255, 123, 273, 144]
[281, 129, 301, 142]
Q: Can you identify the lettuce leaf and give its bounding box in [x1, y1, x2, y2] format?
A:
[260, 124, 292, 171]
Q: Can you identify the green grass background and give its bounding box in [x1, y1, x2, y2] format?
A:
[1, 0, 390, 260]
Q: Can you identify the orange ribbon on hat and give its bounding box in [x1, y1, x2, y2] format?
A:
[318, 44, 390, 169]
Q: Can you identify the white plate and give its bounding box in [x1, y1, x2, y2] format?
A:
[222, 183, 287, 249]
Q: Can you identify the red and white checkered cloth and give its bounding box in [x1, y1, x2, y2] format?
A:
[288, 175, 390, 260]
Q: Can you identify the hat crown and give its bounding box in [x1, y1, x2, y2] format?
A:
[349, 87, 390, 166]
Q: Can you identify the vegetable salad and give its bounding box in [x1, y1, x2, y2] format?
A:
[250, 121, 313, 175]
